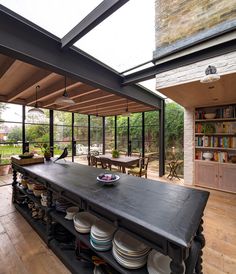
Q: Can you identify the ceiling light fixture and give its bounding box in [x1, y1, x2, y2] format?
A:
[28, 85, 45, 115]
[123, 99, 131, 117]
[54, 76, 75, 105]
[200, 65, 220, 83]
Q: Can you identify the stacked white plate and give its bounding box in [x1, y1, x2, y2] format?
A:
[90, 219, 116, 251]
[73, 212, 98, 233]
[147, 249, 185, 274]
[112, 230, 150, 269]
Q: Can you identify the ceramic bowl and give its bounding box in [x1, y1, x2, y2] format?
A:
[203, 152, 213, 161]
[205, 113, 216, 119]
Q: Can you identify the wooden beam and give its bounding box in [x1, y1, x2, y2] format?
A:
[42, 87, 101, 108]
[0, 55, 15, 78]
[27, 79, 82, 105]
[68, 97, 124, 112]
[8, 71, 54, 102]
[56, 88, 101, 110]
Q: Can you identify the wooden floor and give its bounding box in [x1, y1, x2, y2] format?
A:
[0, 172, 235, 273]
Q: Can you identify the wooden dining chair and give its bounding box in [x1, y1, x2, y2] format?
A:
[128, 157, 149, 178]
[90, 155, 98, 167]
[100, 158, 111, 170]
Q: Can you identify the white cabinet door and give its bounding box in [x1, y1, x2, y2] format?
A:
[195, 161, 219, 189]
[219, 164, 236, 193]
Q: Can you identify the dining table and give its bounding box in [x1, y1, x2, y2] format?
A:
[96, 154, 140, 173]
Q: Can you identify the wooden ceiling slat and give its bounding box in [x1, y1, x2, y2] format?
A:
[79, 104, 151, 114]
[73, 101, 138, 113]
[68, 97, 125, 112]
[28, 80, 82, 105]
[0, 55, 15, 79]
[64, 93, 116, 111]
[8, 71, 54, 102]
[42, 86, 100, 108]
[56, 89, 105, 110]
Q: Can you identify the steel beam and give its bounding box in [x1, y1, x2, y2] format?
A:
[159, 101, 165, 177]
[0, 5, 162, 109]
[61, 0, 129, 49]
[123, 38, 236, 85]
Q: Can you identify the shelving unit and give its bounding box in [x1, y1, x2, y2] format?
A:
[50, 210, 148, 274]
[194, 104, 236, 193]
[12, 161, 209, 274]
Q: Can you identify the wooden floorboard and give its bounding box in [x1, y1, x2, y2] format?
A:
[0, 163, 235, 273]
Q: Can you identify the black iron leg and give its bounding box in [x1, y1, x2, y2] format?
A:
[195, 219, 205, 274]
[46, 188, 53, 245]
[170, 259, 185, 274]
[12, 168, 18, 203]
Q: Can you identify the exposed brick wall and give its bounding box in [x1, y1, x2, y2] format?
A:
[156, 51, 236, 89]
[184, 108, 195, 185]
[155, 0, 236, 47]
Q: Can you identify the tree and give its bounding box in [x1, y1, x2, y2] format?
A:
[7, 126, 22, 142]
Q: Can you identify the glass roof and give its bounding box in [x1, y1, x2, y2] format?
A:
[0, 0, 159, 94]
[0, 0, 155, 71]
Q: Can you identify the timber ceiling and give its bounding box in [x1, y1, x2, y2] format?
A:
[158, 72, 236, 108]
[0, 53, 157, 116]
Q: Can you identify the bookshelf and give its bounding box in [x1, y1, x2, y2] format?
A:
[194, 104, 236, 193]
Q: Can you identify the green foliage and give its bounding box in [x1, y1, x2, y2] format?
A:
[112, 149, 120, 158]
[7, 126, 22, 142]
[165, 102, 184, 157]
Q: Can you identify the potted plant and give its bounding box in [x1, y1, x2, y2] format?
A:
[41, 143, 51, 161]
[0, 158, 11, 176]
[112, 149, 120, 158]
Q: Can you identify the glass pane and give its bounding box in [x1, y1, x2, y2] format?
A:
[0, 122, 22, 159]
[74, 114, 88, 127]
[1, 103, 22, 122]
[54, 125, 72, 141]
[0, 0, 103, 38]
[25, 107, 50, 124]
[105, 117, 115, 153]
[54, 111, 72, 126]
[26, 124, 49, 143]
[77, 0, 155, 72]
[91, 116, 102, 127]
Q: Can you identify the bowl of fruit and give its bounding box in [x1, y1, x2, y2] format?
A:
[97, 173, 120, 186]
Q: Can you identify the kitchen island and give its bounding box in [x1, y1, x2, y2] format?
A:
[12, 161, 209, 274]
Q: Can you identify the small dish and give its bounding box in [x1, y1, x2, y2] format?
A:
[97, 174, 120, 185]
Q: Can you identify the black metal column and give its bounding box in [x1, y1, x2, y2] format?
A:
[22, 105, 26, 153]
[72, 113, 75, 162]
[159, 100, 165, 177]
[114, 116, 117, 150]
[127, 116, 131, 156]
[49, 109, 54, 157]
[88, 115, 91, 154]
[102, 116, 105, 155]
[142, 112, 145, 158]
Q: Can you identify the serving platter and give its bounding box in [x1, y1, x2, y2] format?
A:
[96, 174, 120, 184]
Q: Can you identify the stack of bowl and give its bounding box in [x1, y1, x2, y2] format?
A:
[55, 198, 74, 212]
[40, 192, 48, 207]
[65, 206, 80, 220]
[73, 211, 98, 233]
[90, 219, 116, 251]
[33, 184, 46, 197]
[112, 230, 150, 269]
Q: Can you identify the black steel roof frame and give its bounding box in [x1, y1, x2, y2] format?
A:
[122, 28, 236, 85]
[61, 0, 129, 49]
[0, 5, 163, 109]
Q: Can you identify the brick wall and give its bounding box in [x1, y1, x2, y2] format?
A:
[155, 51, 236, 89]
[184, 108, 195, 185]
[155, 0, 236, 47]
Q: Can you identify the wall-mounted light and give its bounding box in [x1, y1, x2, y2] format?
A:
[200, 65, 220, 83]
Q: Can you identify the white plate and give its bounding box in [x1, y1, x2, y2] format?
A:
[114, 230, 150, 255]
[91, 219, 116, 238]
[112, 247, 147, 269]
[73, 212, 98, 229]
[147, 249, 185, 274]
[97, 174, 120, 183]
